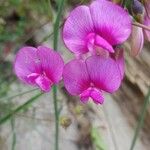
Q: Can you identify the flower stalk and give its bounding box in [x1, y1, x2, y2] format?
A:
[132, 21, 150, 31]
[52, 0, 65, 150]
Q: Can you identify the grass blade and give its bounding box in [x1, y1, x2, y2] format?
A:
[0, 92, 43, 125]
[11, 117, 16, 150]
[52, 0, 65, 149]
[130, 88, 150, 150]
[0, 88, 38, 101]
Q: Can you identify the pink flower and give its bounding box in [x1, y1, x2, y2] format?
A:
[14, 46, 64, 92]
[63, 0, 131, 57]
[63, 55, 123, 104]
[62, 0, 127, 104]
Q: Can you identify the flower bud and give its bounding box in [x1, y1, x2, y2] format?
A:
[60, 116, 72, 129]
[74, 105, 84, 115]
[131, 25, 144, 56]
[132, 0, 144, 14]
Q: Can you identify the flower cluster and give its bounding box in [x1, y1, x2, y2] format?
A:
[14, 0, 132, 104]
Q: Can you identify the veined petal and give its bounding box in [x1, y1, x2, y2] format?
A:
[86, 55, 121, 93]
[14, 46, 41, 84]
[63, 59, 90, 95]
[90, 0, 131, 45]
[37, 46, 64, 84]
[63, 5, 94, 54]
[131, 26, 144, 56]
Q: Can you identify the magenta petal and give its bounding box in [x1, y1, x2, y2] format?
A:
[95, 34, 114, 52]
[116, 49, 125, 80]
[87, 33, 114, 53]
[35, 75, 52, 92]
[80, 89, 90, 103]
[90, 89, 104, 104]
[80, 87, 104, 104]
[37, 46, 64, 83]
[111, 47, 125, 80]
[90, 0, 131, 45]
[14, 46, 41, 84]
[63, 59, 90, 95]
[86, 56, 121, 93]
[27, 73, 40, 84]
[63, 5, 94, 54]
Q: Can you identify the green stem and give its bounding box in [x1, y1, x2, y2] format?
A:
[52, 0, 65, 149]
[53, 85, 59, 150]
[11, 117, 16, 150]
[130, 88, 150, 150]
[53, 0, 65, 50]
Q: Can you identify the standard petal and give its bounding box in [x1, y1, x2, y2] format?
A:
[86, 55, 121, 93]
[14, 46, 41, 84]
[63, 5, 94, 54]
[63, 59, 90, 95]
[37, 46, 64, 84]
[131, 26, 144, 56]
[90, 0, 131, 45]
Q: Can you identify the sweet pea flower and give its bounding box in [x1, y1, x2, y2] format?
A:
[63, 0, 131, 57]
[63, 55, 122, 104]
[14, 46, 64, 92]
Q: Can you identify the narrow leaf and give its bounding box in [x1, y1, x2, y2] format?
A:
[0, 93, 43, 125]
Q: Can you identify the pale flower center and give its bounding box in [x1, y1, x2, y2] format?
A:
[86, 33, 114, 57]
